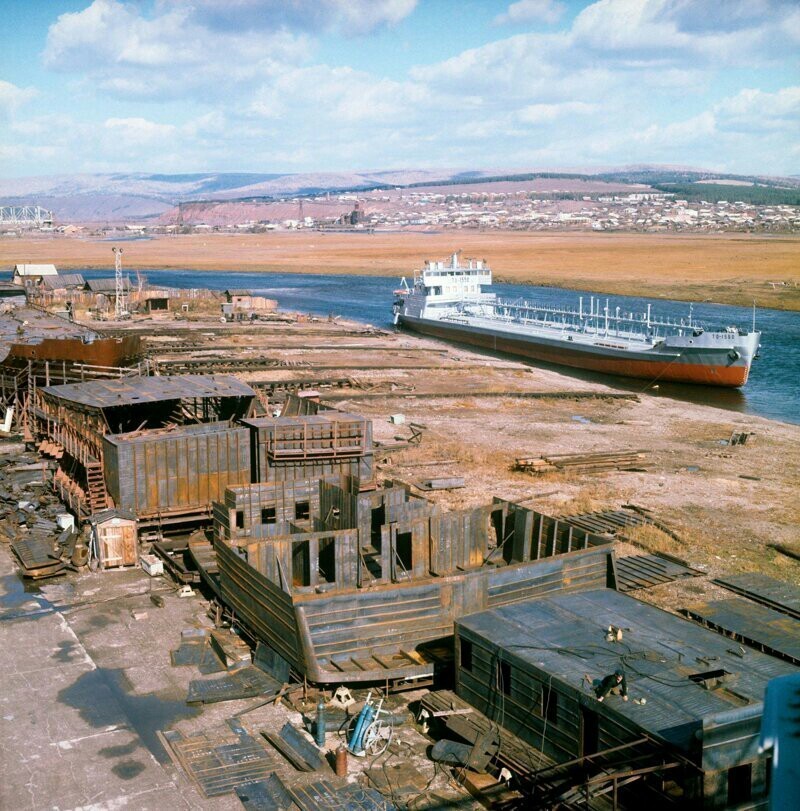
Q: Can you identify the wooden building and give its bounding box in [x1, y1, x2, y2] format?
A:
[222, 289, 278, 320]
[12, 263, 58, 286]
[89, 508, 137, 569]
[453, 588, 798, 809]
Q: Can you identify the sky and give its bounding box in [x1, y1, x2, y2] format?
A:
[0, 0, 798, 178]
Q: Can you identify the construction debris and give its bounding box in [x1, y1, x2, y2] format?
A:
[681, 598, 800, 666]
[162, 719, 284, 798]
[170, 629, 226, 673]
[515, 449, 650, 475]
[713, 573, 800, 620]
[262, 722, 325, 772]
[186, 665, 282, 705]
[415, 476, 465, 491]
[615, 553, 704, 591]
[561, 508, 650, 535]
[728, 430, 756, 445]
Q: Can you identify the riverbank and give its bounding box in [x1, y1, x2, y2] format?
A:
[3, 231, 799, 311]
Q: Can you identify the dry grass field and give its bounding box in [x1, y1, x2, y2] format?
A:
[3, 230, 799, 310]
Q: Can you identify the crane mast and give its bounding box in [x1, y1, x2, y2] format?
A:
[112, 246, 128, 319]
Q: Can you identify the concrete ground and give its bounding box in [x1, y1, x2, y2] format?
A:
[0, 543, 239, 810]
[0, 544, 471, 811]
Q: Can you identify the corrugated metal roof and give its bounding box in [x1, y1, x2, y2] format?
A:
[42, 374, 255, 409]
[682, 598, 800, 665]
[40, 273, 85, 290]
[713, 573, 800, 620]
[14, 264, 58, 276]
[86, 277, 132, 292]
[457, 588, 796, 755]
[90, 508, 136, 523]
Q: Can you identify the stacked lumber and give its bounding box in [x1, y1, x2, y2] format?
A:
[515, 450, 649, 475]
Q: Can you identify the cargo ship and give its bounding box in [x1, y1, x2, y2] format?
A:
[392, 254, 760, 387]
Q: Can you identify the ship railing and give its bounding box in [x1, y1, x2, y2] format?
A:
[494, 300, 704, 336]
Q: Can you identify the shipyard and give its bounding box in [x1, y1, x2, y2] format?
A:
[0, 245, 798, 811]
[3, 2, 800, 810]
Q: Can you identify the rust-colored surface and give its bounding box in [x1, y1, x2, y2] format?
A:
[2, 334, 142, 366]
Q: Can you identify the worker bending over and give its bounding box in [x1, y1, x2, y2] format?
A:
[594, 669, 628, 702]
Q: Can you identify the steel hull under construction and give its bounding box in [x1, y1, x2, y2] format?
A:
[393, 253, 760, 388]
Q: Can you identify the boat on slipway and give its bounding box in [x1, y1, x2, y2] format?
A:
[392, 254, 760, 387]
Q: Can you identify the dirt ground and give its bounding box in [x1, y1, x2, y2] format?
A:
[3, 230, 799, 310]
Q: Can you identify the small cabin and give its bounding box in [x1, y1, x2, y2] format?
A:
[89, 509, 137, 569]
[141, 292, 170, 313]
[13, 264, 58, 286]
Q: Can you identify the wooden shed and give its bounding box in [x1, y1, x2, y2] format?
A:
[89, 508, 137, 569]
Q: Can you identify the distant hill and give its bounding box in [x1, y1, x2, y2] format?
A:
[1, 167, 797, 223]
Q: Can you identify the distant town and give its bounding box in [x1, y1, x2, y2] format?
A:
[3, 188, 799, 237]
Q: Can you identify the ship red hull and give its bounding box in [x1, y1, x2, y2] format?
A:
[402, 319, 750, 387]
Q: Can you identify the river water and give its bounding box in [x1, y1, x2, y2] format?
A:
[78, 268, 799, 425]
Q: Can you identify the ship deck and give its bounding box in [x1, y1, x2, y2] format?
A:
[433, 312, 669, 354]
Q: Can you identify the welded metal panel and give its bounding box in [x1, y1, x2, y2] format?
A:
[713, 573, 800, 620]
[616, 554, 703, 591]
[217, 540, 304, 672]
[701, 704, 764, 772]
[163, 719, 282, 798]
[42, 373, 255, 409]
[681, 597, 800, 665]
[103, 422, 250, 518]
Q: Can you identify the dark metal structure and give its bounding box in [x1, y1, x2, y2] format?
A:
[103, 422, 252, 526]
[241, 410, 373, 487]
[453, 588, 797, 809]
[615, 554, 703, 592]
[713, 573, 800, 621]
[681, 598, 800, 666]
[214, 483, 615, 686]
[37, 374, 255, 519]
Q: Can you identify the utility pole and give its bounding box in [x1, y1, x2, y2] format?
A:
[112, 247, 127, 319]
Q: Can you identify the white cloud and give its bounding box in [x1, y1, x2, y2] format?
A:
[0, 80, 36, 114]
[250, 64, 438, 125]
[715, 86, 800, 133]
[9, 0, 797, 177]
[517, 101, 596, 123]
[494, 0, 565, 26]
[44, 0, 310, 99]
[104, 117, 177, 142]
